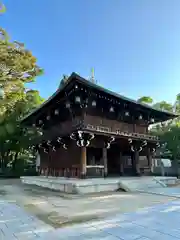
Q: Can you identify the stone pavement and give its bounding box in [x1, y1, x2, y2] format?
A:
[0, 200, 53, 239]
[1, 199, 180, 239]
[140, 187, 180, 198]
[1, 180, 180, 239]
[39, 200, 180, 239]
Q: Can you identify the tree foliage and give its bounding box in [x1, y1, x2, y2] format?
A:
[0, 2, 6, 14]
[140, 95, 180, 160]
[0, 26, 44, 171]
[137, 96, 153, 105]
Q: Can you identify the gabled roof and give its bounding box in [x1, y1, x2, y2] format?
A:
[21, 72, 178, 123]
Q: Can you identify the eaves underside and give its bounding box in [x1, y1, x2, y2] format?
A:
[21, 72, 178, 123]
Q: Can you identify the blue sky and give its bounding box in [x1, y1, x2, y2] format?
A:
[1, 0, 180, 104]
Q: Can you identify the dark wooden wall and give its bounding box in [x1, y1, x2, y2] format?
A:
[84, 115, 148, 134]
[39, 141, 81, 169]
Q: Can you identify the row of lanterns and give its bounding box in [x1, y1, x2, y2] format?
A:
[33, 98, 155, 126]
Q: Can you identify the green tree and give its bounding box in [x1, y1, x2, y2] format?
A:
[158, 126, 180, 160]
[0, 2, 6, 14]
[0, 27, 44, 172]
[153, 101, 173, 112]
[137, 96, 153, 105]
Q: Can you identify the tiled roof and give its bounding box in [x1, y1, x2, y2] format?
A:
[21, 72, 178, 122]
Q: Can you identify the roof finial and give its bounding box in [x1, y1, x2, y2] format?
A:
[91, 68, 95, 83]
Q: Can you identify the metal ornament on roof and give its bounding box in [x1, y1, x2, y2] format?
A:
[130, 146, 142, 152]
[70, 131, 95, 147]
[52, 146, 56, 152]
[56, 137, 68, 149]
[128, 139, 143, 152]
[38, 143, 42, 148]
[44, 148, 48, 153]
[105, 136, 115, 149]
[47, 140, 52, 147]
[152, 148, 156, 153]
[77, 131, 87, 147]
[156, 142, 160, 148]
[37, 143, 48, 153]
[142, 140, 147, 147]
[149, 142, 160, 154]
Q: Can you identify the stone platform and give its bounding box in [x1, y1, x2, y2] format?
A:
[20, 176, 178, 194]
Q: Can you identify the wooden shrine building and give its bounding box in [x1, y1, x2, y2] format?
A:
[21, 73, 177, 178]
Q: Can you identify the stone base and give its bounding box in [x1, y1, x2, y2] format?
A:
[20, 176, 123, 194]
[20, 176, 178, 194]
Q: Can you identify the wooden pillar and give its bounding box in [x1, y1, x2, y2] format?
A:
[134, 151, 140, 176]
[119, 152, 124, 176]
[147, 148, 153, 172]
[80, 146, 87, 178]
[103, 148, 108, 177]
[147, 148, 152, 166]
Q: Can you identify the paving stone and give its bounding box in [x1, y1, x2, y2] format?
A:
[49, 200, 180, 240]
[2, 192, 180, 239]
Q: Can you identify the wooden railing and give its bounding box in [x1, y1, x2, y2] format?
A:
[39, 166, 105, 178]
[86, 165, 104, 177]
[84, 124, 159, 141]
[39, 167, 80, 178]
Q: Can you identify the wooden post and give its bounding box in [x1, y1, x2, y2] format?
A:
[135, 151, 140, 175]
[119, 152, 124, 176]
[80, 146, 87, 178]
[147, 148, 151, 165]
[103, 148, 108, 177]
[147, 147, 153, 172]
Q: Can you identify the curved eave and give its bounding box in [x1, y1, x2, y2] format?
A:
[21, 73, 75, 124]
[21, 72, 178, 124]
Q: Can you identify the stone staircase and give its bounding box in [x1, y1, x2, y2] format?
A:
[119, 177, 167, 192]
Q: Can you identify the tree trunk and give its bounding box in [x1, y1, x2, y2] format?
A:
[1, 152, 5, 172]
[12, 152, 18, 170]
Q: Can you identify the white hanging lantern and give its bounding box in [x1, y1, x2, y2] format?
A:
[125, 111, 129, 116]
[66, 102, 71, 108]
[54, 109, 59, 115]
[139, 115, 143, 120]
[92, 100, 96, 107]
[46, 115, 51, 120]
[109, 106, 114, 112]
[150, 118, 154, 123]
[75, 96, 81, 103]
